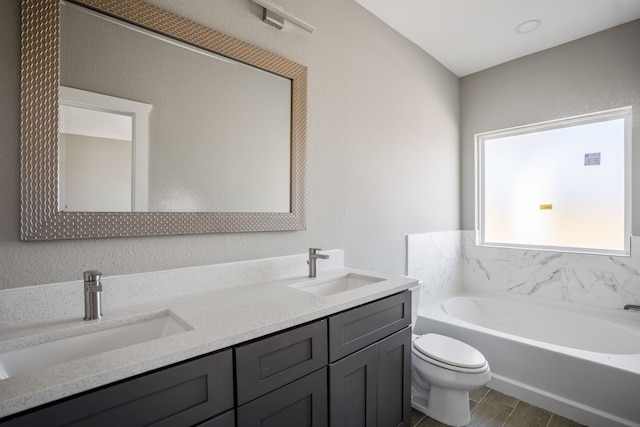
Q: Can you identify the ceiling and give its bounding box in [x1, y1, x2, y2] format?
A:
[354, 0, 640, 77]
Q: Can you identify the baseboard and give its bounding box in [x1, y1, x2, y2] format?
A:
[489, 374, 638, 427]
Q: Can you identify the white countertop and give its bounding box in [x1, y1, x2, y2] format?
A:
[0, 254, 416, 418]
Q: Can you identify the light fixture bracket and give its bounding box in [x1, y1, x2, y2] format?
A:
[250, 0, 316, 33]
[263, 8, 285, 30]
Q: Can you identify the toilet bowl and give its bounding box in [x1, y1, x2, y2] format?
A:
[408, 283, 490, 426]
[411, 333, 491, 426]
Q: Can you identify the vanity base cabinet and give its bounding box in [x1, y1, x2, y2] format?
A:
[329, 327, 411, 427]
[0, 349, 234, 427]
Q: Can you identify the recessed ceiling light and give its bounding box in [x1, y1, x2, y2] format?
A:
[515, 19, 542, 34]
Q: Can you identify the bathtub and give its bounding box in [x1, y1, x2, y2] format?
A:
[413, 290, 640, 427]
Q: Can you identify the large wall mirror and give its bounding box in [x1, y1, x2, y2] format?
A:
[20, 0, 307, 240]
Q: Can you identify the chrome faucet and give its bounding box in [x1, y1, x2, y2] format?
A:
[308, 248, 329, 278]
[83, 270, 103, 320]
[624, 304, 640, 312]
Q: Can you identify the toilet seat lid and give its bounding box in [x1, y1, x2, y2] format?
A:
[413, 333, 486, 369]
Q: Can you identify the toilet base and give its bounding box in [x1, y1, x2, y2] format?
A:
[413, 386, 471, 427]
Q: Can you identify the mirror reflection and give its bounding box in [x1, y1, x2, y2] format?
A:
[59, 85, 153, 212]
[60, 103, 134, 212]
[60, 2, 292, 213]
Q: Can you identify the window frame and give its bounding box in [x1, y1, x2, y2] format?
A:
[475, 106, 632, 256]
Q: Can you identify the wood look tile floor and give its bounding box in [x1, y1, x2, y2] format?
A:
[411, 388, 585, 427]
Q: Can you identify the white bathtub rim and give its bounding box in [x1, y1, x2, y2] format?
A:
[417, 288, 640, 375]
[461, 285, 640, 325]
[443, 295, 640, 354]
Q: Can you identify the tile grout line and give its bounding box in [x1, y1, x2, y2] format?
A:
[545, 413, 554, 427]
[472, 388, 490, 411]
[501, 400, 520, 427]
[412, 407, 426, 427]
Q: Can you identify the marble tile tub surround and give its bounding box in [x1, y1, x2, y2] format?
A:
[0, 250, 345, 325]
[462, 231, 640, 310]
[407, 231, 463, 299]
[407, 231, 640, 309]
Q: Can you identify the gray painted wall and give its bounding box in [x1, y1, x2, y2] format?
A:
[0, 0, 460, 289]
[460, 20, 640, 234]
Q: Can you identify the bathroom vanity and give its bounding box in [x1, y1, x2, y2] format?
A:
[1, 292, 411, 426]
[0, 251, 416, 426]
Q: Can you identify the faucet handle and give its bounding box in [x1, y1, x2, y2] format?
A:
[84, 270, 102, 283]
[309, 247, 322, 254]
[83, 270, 103, 292]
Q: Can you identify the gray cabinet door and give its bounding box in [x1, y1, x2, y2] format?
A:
[329, 343, 378, 427]
[377, 327, 411, 427]
[329, 327, 411, 427]
[237, 367, 328, 427]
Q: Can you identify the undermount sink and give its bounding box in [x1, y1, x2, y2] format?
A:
[0, 311, 191, 380]
[289, 273, 385, 297]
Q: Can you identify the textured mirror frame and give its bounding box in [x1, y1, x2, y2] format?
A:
[20, 0, 307, 240]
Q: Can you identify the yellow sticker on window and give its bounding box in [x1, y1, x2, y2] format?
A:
[540, 204, 553, 210]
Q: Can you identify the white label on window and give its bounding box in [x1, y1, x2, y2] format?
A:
[584, 152, 601, 166]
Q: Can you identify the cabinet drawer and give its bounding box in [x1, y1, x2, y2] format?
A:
[1, 349, 234, 427]
[328, 291, 410, 362]
[235, 319, 328, 405]
[237, 368, 328, 427]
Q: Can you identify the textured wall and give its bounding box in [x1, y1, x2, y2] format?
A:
[0, 0, 460, 288]
[460, 19, 640, 234]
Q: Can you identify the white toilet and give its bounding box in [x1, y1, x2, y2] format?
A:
[410, 286, 491, 426]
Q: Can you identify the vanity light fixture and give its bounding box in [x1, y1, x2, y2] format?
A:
[250, 0, 316, 33]
[515, 19, 542, 34]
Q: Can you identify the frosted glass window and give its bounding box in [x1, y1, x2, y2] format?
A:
[476, 107, 631, 255]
